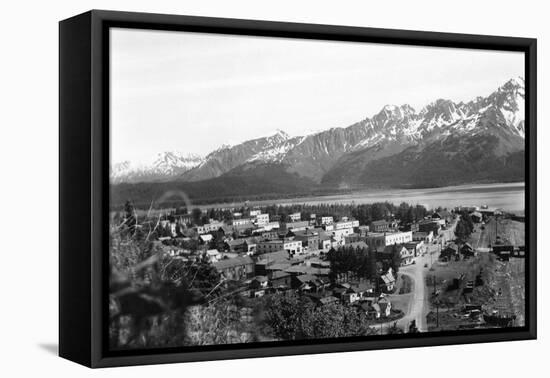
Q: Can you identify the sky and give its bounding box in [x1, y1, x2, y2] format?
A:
[110, 27, 524, 165]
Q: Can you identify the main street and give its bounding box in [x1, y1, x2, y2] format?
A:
[376, 246, 439, 333]
[377, 217, 458, 334]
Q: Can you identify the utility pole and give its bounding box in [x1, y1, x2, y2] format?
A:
[495, 214, 498, 243]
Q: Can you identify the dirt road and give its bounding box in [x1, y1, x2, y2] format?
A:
[377, 247, 439, 333]
[377, 218, 457, 333]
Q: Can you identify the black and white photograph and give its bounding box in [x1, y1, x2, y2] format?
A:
[2, 0, 547, 374]
[108, 27, 528, 351]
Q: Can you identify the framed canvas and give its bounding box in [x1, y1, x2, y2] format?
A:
[59, 10, 537, 368]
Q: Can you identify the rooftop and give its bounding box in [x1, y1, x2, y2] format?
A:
[213, 255, 254, 270]
[270, 271, 291, 279]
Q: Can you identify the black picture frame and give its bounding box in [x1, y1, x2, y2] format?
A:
[59, 9, 537, 368]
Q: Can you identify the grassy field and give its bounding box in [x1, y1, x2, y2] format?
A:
[488, 258, 525, 326]
[477, 217, 525, 325]
[427, 253, 496, 307]
[426, 217, 525, 331]
[501, 219, 526, 246]
[471, 217, 525, 248]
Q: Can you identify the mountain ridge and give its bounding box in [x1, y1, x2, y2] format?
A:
[111, 77, 525, 189]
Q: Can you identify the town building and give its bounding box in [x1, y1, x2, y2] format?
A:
[230, 223, 256, 238]
[254, 250, 289, 275]
[404, 241, 425, 257]
[440, 243, 459, 261]
[254, 213, 270, 226]
[261, 221, 280, 231]
[331, 227, 354, 246]
[377, 244, 414, 266]
[341, 282, 375, 304]
[225, 239, 247, 253]
[243, 237, 259, 255]
[213, 255, 255, 281]
[418, 220, 441, 235]
[293, 274, 326, 292]
[232, 218, 253, 227]
[400, 222, 419, 232]
[318, 231, 333, 252]
[281, 220, 310, 232]
[292, 229, 321, 252]
[371, 296, 392, 318]
[205, 249, 221, 262]
[319, 216, 334, 225]
[284, 265, 331, 277]
[357, 225, 370, 236]
[311, 295, 339, 306]
[257, 238, 303, 255]
[322, 223, 335, 232]
[289, 212, 302, 222]
[256, 229, 280, 240]
[413, 230, 434, 243]
[365, 231, 413, 250]
[199, 234, 213, 244]
[470, 212, 483, 223]
[306, 258, 331, 269]
[432, 210, 453, 223]
[379, 268, 396, 292]
[370, 220, 392, 232]
[334, 219, 359, 230]
[269, 271, 292, 288]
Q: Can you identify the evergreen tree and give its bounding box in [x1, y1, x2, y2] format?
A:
[390, 244, 401, 273]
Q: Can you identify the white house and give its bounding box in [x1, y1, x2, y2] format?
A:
[371, 297, 392, 318]
[323, 224, 335, 232]
[332, 228, 354, 244]
[413, 230, 434, 243]
[233, 218, 253, 227]
[199, 234, 213, 244]
[205, 249, 221, 262]
[257, 238, 303, 255]
[335, 219, 359, 230]
[289, 212, 302, 222]
[254, 213, 270, 226]
[399, 246, 415, 265]
[319, 238, 332, 252]
[366, 231, 412, 250]
[196, 222, 224, 234]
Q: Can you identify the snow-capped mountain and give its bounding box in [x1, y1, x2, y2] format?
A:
[111, 77, 525, 188]
[321, 77, 525, 187]
[178, 130, 304, 181]
[110, 152, 203, 183]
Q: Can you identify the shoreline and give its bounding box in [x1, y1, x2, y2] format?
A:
[195, 181, 525, 211]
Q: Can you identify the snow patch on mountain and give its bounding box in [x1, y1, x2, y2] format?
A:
[111, 77, 525, 184]
[110, 152, 203, 183]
